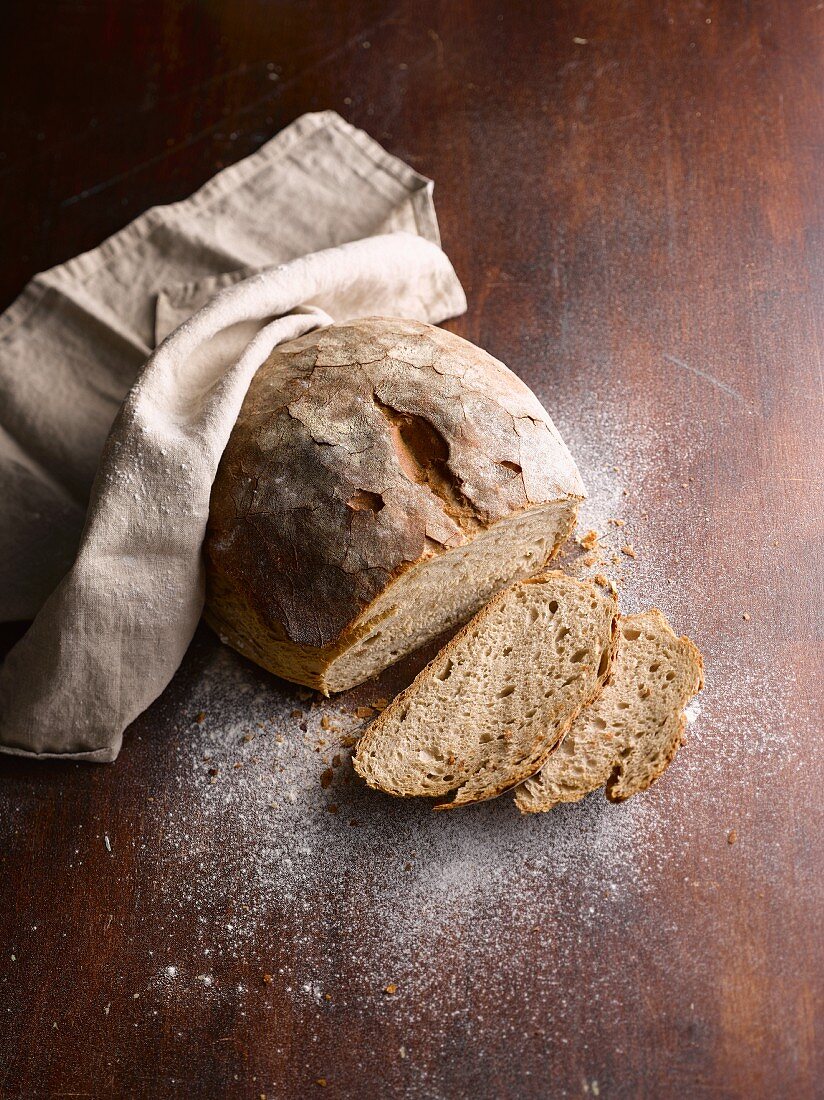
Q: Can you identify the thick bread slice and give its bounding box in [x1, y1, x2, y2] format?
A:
[515, 609, 703, 813]
[353, 572, 619, 808]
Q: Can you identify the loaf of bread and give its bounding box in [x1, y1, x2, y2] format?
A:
[515, 609, 703, 812]
[353, 572, 619, 807]
[204, 318, 585, 693]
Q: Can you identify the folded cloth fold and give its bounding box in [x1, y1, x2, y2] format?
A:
[0, 114, 466, 761]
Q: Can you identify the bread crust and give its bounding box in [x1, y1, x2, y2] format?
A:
[204, 317, 584, 688]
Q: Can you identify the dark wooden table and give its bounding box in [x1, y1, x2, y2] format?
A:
[1, 2, 822, 1097]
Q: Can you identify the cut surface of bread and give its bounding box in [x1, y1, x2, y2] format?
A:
[353, 572, 619, 808]
[515, 609, 703, 813]
[204, 317, 585, 694]
[206, 500, 577, 694]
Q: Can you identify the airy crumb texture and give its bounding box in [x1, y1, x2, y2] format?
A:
[353, 572, 619, 809]
[515, 609, 703, 813]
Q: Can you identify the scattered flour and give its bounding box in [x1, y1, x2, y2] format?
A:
[119, 395, 807, 1089]
[2, 392, 809, 1097]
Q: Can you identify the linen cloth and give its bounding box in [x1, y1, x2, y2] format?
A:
[0, 111, 466, 761]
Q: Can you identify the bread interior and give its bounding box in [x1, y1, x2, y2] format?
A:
[324, 500, 578, 692]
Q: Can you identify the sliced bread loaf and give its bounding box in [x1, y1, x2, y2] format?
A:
[353, 572, 619, 808]
[204, 317, 584, 694]
[515, 609, 703, 813]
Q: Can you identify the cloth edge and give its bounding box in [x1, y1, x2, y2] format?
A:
[1, 110, 428, 344]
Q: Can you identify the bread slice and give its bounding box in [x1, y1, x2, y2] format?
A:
[515, 609, 703, 813]
[353, 572, 619, 808]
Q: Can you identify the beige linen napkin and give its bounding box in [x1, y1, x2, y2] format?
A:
[0, 112, 466, 761]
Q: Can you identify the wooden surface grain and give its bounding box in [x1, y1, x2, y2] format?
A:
[1, 2, 822, 1097]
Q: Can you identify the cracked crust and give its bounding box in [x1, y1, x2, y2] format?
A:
[204, 317, 584, 691]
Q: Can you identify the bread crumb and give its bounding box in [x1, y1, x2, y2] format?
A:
[316, 1079, 327, 1088]
[609, 518, 626, 527]
[290, 709, 303, 719]
[320, 715, 331, 730]
[593, 574, 619, 597]
[195, 712, 206, 724]
[583, 554, 597, 567]
[373, 697, 390, 710]
[384, 982, 398, 995]
[356, 706, 377, 719]
[727, 830, 737, 845]
[262, 973, 273, 984]
[579, 529, 599, 550]
[742, 612, 750, 622]
[621, 544, 637, 559]
[320, 768, 333, 789]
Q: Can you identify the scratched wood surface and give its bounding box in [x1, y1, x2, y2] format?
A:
[1, 2, 822, 1098]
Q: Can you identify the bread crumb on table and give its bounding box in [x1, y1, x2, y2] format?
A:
[621, 544, 637, 559]
[593, 573, 618, 597]
[579, 529, 599, 551]
[262, 973, 274, 984]
[727, 830, 737, 845]
[742, 612, 751, 621]
[356, 706, 377, 719]
[384, 982, 398, 995]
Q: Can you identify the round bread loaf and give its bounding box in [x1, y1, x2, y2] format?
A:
[204, 317, 585, 693]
